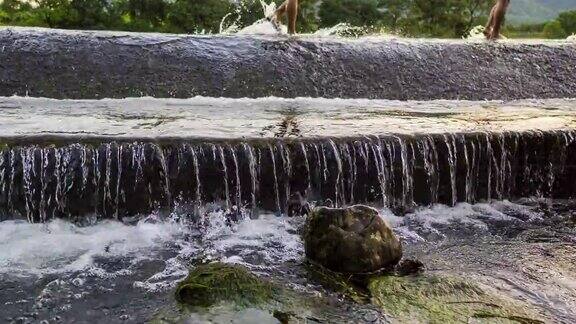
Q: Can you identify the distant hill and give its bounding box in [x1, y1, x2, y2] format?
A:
[509, 0, 576, 24]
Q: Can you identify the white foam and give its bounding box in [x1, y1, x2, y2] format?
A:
[465, 25, 486, 41]
[384, 200, 544, 242]
[0, 217, 187, 277]
[313, 23, 367, 37]
[202, 211, 304, 267]
[0, 200, 547, 292]
[221, 0, 287, 35]
[237, 19, 286, 35]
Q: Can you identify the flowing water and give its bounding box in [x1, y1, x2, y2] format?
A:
[2, 3, 576, 319]
[0, 200, 574, 323]
[1, 97, 576, 220]
[0, 96, 575, 323]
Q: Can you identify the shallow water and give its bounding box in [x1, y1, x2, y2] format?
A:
[1, 97, 576, 140]
[0, 199, 574, 323]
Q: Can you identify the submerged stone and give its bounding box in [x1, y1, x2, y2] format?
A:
[394, 259, 425, 276]
[287, 192, 311, 217]
[175, 263, 276, 308]
[304, 205, 402, 274]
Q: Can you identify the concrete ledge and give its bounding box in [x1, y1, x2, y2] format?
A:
[1, 27, 576, 100]
[2, 130, 575, 221]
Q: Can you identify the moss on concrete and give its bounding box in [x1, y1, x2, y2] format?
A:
[305, 262, 370, 304]
[368, 274, 544, 323]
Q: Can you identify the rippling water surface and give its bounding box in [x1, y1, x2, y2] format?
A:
[1, 199, 574, 323]
[1, 97, 576, 139]
[1, 96, 575, 323]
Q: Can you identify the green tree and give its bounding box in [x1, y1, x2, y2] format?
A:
[557, 10, 576, 35]
[318, 0, 382, 28]
[68, 0, 116, 29]
[400, 0, 491, 37]
[166, 0, 233, 33]
[543, 20, 567, 38]
[379, 0, 409, 31]
[118, 0, 168, 31]
[33, 0, 75, 28]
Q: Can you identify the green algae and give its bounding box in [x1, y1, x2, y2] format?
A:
[175, 263, 277, 308]
[305, 262, 370, 304]
[368, 274, 544, 323]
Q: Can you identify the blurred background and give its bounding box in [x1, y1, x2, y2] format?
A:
[0, 0, 574, 38]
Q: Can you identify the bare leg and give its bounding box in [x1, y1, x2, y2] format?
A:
[286, 0, 298, 34]
[272, 0, 298, 34]
[274, 1, 287, 21]
[484, 6, 496, 37]
[487, 0, 510, 40]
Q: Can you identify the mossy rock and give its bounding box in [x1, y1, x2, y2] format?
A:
[175, 263, 276, 308]
[304, 205, 402, 274]
[368, 275, 544, 323]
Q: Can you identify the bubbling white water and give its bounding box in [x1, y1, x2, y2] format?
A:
[0, 199, 547, 283]
[0, 215, 188, 277]
[383, 200, 545, 243]
[0, 210, 305, 293]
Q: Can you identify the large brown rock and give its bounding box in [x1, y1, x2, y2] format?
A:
[304, 205, 402, 274]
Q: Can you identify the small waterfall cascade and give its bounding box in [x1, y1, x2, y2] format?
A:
[1, 130, 575, 222]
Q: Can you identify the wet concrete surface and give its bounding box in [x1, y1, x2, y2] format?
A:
[1, 96, 575, 140]
[1, 27, 575, 100]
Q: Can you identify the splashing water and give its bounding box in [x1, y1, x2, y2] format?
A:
[465, 25, 510, 41]
[0, 215, 189, 277]
[220, 1, 286, 35]
[219, 12, 241, 34]
[568, 34, 576, 42]
[260, 0, 277, 19]
[1, 199, 575, 322]
[313, 23, 368, 37]
[466, 25, 486, 40]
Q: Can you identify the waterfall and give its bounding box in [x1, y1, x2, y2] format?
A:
[1, 130, 575, 222]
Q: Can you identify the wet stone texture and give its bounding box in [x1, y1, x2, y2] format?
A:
[304, 205, 402, 273]
[1, 28, 576, 100]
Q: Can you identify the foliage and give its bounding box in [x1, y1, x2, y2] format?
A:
[399, 0, 492, 37]
[0, 0, 575, 38]
[542, 20, 566, 38]
[318, 0, 382, 28]
[557, 10, 576, 35]
[505, 9, 576, 39]
[166, 0, 233, 33]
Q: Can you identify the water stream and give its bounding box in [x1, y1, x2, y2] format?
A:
[1, 96, 576, 323]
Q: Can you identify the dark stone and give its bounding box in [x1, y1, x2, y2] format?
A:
[394, 259, 425, 276]
[273, 310, 293, 324]
[304, 205, 403, 274]
[287, 192, 310, 217]
[1, 28, 576, 100]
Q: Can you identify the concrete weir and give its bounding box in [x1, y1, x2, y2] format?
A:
[1, 131, 576, 222]
[1, 96, 576, 222]
[1, 27, 576, 100]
